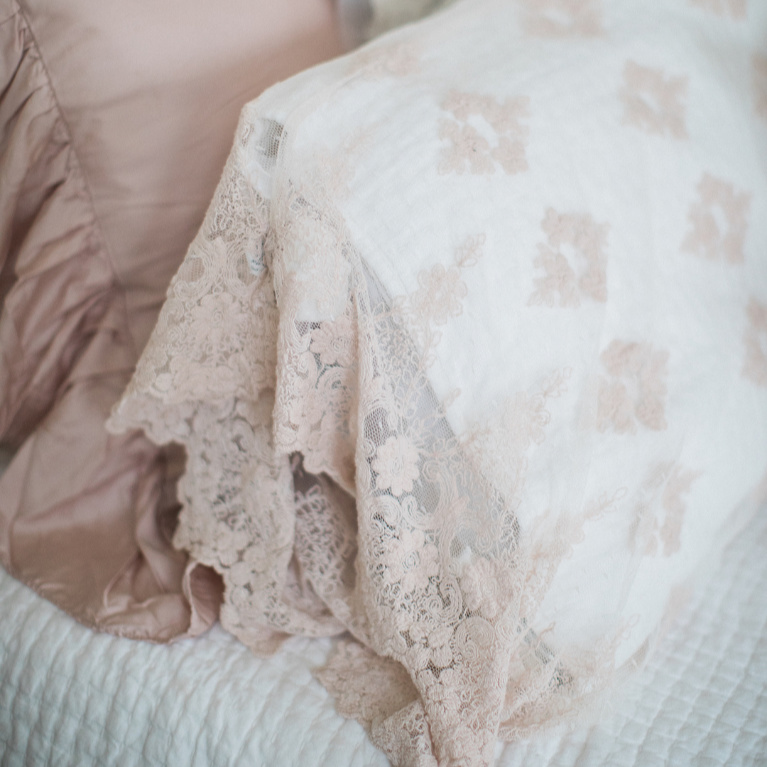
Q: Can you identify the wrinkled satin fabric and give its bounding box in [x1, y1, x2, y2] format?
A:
[0, 0, 343, 640]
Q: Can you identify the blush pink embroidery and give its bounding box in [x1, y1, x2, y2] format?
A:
[753, 54, 767, 121]
[464, 369, 570, 504]
[310, 313, 356, 368]
[634, 463, 700, 557]
[528, 208, 609, 307]
[395, 234, 485, 365]
[681, 174, 751, 264]
[689, 0, 746, 18]
[659, 465, 700, 556]
[439, 91, 530, 175]
[597, 340, 669, 433]
[372, 435, 421, 496]
[743, 297, 767, 387]
[354, 41, 421, 79]
[620, 61, 688, 139]
[520, 0, 605, 37]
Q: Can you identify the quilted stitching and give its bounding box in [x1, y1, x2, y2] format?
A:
[1, 504, 766, 767]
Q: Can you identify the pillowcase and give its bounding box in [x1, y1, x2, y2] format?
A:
[110, 0, 767, 763]
[0, 0, 342, 640]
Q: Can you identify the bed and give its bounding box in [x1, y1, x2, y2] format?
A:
[1, 489, 765, 765]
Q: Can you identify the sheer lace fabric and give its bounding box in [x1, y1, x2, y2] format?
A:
[110, 1, 767, 765]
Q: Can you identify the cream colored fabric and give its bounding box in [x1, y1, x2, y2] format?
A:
[0, 0, 342, 639]
[110, 0, 767, 764]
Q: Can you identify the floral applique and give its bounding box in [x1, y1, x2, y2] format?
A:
[743, 297, 767, 387]
[520, 0, 605, 37]
[312, 126, 379, 200]
[186, 293, 250, 357]
[354, 41, 421, 79]
[396, 234, 485, 364]
[528, 208, 609, 307]
[465, 369, 570, 502]
[597, 340, 669, 433]
[620, 60, 688, 139]
[681, 174, 751, 263]
[372, 435, 422, 496]
[753, 54, 767, 122]
[633, 463, 700, 557]
[310, 312, 356, 367]
[438, 91, 530, 175]
[689, 0, 746, 18]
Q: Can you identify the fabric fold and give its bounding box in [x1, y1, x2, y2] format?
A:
[0, 0, 343, 640]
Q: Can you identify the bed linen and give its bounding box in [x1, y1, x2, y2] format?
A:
[1, 497, 765, 766]
[0, 0, 342, 641]
[108, 0, 767, 765]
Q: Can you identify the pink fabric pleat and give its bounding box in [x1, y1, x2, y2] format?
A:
[0, 0, 343, 640]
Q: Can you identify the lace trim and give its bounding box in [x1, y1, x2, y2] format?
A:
[109, 115, 621, 766]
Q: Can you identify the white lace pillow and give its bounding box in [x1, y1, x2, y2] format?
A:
[110, 0, 767, 765]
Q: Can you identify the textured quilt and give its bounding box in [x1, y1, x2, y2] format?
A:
[2, 503, 765, 766]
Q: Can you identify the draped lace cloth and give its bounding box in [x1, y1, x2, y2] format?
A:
[109, 1, 767, 764]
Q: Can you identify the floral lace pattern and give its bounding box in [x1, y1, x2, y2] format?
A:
[108, 112, 625, 764]
[109, 128, 587, 767]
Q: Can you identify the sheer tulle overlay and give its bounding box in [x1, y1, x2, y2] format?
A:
[109, 1, 767, 764]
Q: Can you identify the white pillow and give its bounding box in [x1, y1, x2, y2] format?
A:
[110, 0, 767, 764]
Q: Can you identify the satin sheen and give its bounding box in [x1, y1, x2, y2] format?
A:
[0, 0, 343, 640]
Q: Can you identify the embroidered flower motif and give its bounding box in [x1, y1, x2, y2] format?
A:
[597, 340, 669, 433]
[213, 526, 253, 568]
[187, 292, 248, 354]
[438, 91, 530, 175]
[354, 42, 421, 79]
[465, 370, 568, 502]
[753, 54, 767, 121]
[659, 465, 699, 555]
[459, 558, 516, 620]
[620, 60, 688, 139]
[310, 314, 356, 367]
[412, 264, 468, 326]
[373, 435, 421, 495]
[689, 0, 746, 18]
[396, 235, 485, 365]
[381, 525, 440, 596]
[634, 463, 700, 557]
[681, 174, 751, 264]
[743, 297, 767, 387]
[520, 0, 605, 37]
[528, 208, 609, 307]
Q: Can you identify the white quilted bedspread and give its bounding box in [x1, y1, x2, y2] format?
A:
[2, 505, 766, 767]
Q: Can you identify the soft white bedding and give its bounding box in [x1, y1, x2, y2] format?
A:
[105, 2, 767, 761]
[2, 502, 765, 766]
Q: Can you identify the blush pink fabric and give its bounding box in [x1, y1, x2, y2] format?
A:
[0, 0, 343, 640]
